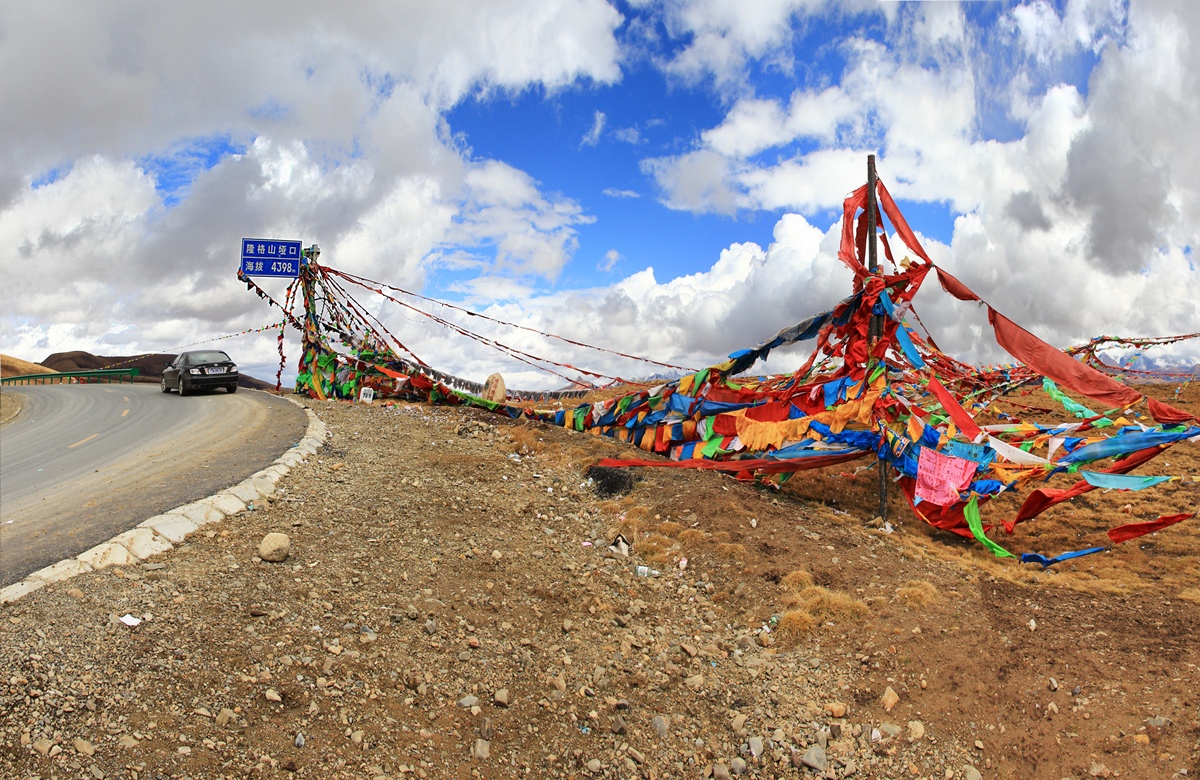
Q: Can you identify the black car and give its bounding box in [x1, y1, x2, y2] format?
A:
[161, 350, 239, 395]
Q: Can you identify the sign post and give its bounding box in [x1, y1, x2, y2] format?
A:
[240, 238, 303, 277]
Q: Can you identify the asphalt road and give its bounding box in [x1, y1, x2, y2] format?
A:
[0, 384, 308, 586]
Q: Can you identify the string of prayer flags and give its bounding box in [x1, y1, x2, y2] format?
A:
[242, 165, 1199, 564]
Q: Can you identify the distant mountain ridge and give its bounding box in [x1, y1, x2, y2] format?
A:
[1095, 353, 1200, 380]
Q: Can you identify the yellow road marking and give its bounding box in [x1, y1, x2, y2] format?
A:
[68, 434, 99, 449]
[121, 409, 129, 417]
[123, 397, 129, 402]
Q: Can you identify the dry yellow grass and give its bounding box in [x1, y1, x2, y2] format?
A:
[633, 539, 669, 561]
[624, 507, 652, 523]
[656, 521, 683, 537]
[0, 354, 55, 379]
[633, 532, 675, 561]
[781, 570, 815, 591]
[785, 586, 869, 623]
[895, 579, 938, 608]
[614, 516, 642, 542]
[708, 531, 731, 545]
[644, 548, 675, 566]
[677, 529, 708, 547]
[508, 427, 545, 456]
[640, 532, 675, 548]
[715, 543, 747, 561]
[776, 608, 817, 638]
[1177, 587, 1200, 605]
[588, 598, 614, 615]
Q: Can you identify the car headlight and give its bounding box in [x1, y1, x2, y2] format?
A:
[189, 368, 202, 374]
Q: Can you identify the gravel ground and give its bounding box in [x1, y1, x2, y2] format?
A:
[2, 395, 1196, 780]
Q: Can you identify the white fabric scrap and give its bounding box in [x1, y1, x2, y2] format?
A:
[987, 435, 1050, 465]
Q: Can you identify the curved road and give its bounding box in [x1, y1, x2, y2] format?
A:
[0, 384, 308, 586]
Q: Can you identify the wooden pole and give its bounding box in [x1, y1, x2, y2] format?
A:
[867, 155, 888, 524]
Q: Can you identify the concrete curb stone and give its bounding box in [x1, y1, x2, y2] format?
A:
[0, 579, 46, 604]
[138, 514, 200, 544]
[77, 543, 140, 570]
[29, 559, 93, 583]
[167, 501, 226, 527]
[225, 482, 262, 503]
[205, 492, 247, 516]
[111, 528, 174, 560]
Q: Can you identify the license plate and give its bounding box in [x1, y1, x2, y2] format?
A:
[205, 368, 225, 375]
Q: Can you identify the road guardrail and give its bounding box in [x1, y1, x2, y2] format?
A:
[1, 369, 142, 386]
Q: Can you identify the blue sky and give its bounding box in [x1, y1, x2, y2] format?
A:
[2, 1, 1197, 387]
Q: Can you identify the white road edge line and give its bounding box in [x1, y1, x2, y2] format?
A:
[0, 393, 326, 605]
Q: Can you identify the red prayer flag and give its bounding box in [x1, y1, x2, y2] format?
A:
[876, 179, 932, 264]
[1107, 513, 1195, 544]
[988, 309, 1195, 427]
[926, 377, 983, 442]
[934, 267, 980, 302]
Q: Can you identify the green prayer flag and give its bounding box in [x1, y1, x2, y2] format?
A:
[964, 496, 1015, 559]
[1043, 378, 1113, 427]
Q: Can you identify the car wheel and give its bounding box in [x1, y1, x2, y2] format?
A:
[161, 375, 171, 393]
[227, 384, 237, 394]
[179, 376, 189, 396]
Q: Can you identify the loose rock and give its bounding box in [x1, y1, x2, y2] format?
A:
[801, 744, 828, 772]
[258, 532, 290, 562]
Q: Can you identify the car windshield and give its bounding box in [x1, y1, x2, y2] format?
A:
[186, 351, 232, 365]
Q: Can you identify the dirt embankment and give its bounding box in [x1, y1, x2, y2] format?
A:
[0, 390, 23, 425]
[1, 388, 1198, 780]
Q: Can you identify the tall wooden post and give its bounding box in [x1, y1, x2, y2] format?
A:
[867, 155, 888, 523]
[298, 245, 320, 395]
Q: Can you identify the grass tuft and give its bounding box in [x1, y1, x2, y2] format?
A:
[508, 427, 544, 456]
[781, 570, 815, 591]
[640, 532, 675, 548]
[895, 579, 938, 609]
[787, 586, 869, 623]
[715, 543, 747, 561]
[613, 516, 641, 542]
[634, 540, 669, 561]
[776, 609, 817, 638]
[656, 521, 683, 537]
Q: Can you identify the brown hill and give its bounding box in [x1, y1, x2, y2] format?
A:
[0, 354, 57, 378]
[39, 350, 277, 390]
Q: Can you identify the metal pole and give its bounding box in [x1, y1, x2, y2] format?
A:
[867, 155, 888, 524]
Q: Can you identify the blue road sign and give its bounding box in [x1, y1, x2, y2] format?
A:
[240, 238, 302, 277]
